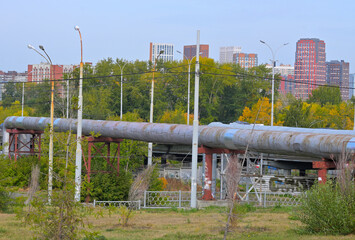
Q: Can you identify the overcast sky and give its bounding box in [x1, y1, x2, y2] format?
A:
[1, 0, 354, 72]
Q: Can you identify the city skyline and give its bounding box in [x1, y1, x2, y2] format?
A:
[1, 0, 354, 73]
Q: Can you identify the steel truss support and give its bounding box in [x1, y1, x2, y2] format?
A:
[82, 136, 123, 182]
[82, 136, 123, 201]
[6, 128, 43, 161]
[313, 159, 336, 183]
[199, 145, 243, 200]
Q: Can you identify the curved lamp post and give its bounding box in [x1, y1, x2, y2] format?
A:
[74, 25, 84, 202]
[260, 40, 288, 126]
[147, 50, 164, 165]
[28, 44, 54, 203]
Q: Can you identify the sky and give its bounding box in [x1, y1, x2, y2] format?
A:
[1, 0, 354, 73]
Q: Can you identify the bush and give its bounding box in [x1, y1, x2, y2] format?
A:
[298, 181, 355, 235]
[85, 169, 132, 201]
[0, 187, 11, 212]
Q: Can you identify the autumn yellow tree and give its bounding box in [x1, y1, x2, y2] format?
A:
[238, 97, 283, 125]
[158, 109, 193, 125]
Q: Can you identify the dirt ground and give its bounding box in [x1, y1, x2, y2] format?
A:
[0, 207, 354, 240]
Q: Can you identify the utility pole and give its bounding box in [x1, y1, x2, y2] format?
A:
[74, 26, 83, 201]
[190, 30, 200, 208]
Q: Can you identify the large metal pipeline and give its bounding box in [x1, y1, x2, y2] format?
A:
[3, 116, 355, 159]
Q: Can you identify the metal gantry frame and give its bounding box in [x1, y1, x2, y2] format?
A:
[81, 136, 123, 201]
[6, 128, 43, 162]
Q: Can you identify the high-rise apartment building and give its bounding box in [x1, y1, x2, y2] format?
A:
[183, 44, 209, 60]
[326, 60, 350, 101]
[350, 74, 355, 99]
[266, 64, 294, 77]
[294, 38, 326, 99]
[149, 43, 174, 64]
[233, 53, 258, 69]
[219, 46, 242, 63]
[266, 64, 295, 95]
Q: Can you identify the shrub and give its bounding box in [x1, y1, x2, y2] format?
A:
[298, 181, 355, 235]
[117, 205, 135, 226]
[0, 187, 10, 212]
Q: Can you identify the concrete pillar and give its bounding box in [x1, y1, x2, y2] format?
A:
[212, 153, 217, 198]
[313, 160, 336, 184]
[2, 127, 9, 156]
[202, 152, 213, 200]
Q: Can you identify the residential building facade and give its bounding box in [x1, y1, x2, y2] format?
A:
[28, 63, 76, 83]
[294, 38, 326, 99]
[233, 53, 258, 69]
[266, 64, 295, 95]
[219, 46, 242, 63]
[183, 44, 209, 60]
[149, 43, 174, 64]
[326, 60, 350, 101]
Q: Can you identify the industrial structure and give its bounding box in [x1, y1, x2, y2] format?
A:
[2, 116, 355, 200]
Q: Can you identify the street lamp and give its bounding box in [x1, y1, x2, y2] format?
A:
[147, 50, 164, 166]
[28, 44, 54, 203]
[118, 61, 128, 120]
[190, 30, 200, 208]
[260, 40, 288, 126]
[74, 25, 84, 201]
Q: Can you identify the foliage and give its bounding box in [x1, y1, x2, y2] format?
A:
[86, 169, 132, 201]
[0, 187, 10, 212]
[158, 109, 191, 124]
[21, 179, 99, 239]
[117, 205, 135, 226]
[308, 86, 342, 106]
[298, 181, 355, 235]
[0, 155, 43, 189]
[18, 129, 100, 239]
[0, 101, 33, 123]
[148, 166, 164, 191]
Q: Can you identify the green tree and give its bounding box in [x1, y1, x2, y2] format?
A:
[308, 86, 342, 106]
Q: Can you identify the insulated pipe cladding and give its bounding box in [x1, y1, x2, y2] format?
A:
[3, 116, 355, 159]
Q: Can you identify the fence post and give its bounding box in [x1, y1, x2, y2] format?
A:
[263, 192, 266, 208]
[179, 190, 182, 208]
[144, 191, 147, 208]
[138, 200, 141, 210]
[93, 199, 96, 207]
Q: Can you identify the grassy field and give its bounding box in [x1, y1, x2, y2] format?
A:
[0, 206, 354, 240]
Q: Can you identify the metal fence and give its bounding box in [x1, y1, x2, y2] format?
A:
[143, 191, 303, 208]
[236, 191, 303, 207]
[143, 191, 191, 208]
[93, 200, 141, 210]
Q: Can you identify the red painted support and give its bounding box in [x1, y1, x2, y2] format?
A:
[82, 136, 123, 202]
[312, 159, 336, 184]
[6, 129, 43, 161]
[199, 145, 244, 200]
[83, 136, 123, 183]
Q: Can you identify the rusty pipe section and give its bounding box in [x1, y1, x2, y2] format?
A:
[4, 116, 355, 159]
